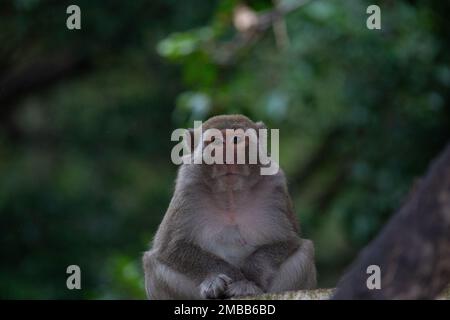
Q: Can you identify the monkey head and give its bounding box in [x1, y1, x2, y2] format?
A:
[187, 114, 268, 192]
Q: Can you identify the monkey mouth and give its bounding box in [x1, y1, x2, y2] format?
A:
[222, 171, 246, 177]
[213, 165, 249, 178]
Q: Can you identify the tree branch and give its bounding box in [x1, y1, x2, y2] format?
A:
[213, 0, 311, 65]
[0, 53, 91, 139]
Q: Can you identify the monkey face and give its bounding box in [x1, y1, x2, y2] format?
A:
[199, 128, 263, 191]
[183, 115, 274, 191]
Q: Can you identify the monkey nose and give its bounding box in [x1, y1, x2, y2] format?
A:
[222, 143, 239, 163]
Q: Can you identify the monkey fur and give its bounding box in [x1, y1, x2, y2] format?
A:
[143, 114, 316, 299]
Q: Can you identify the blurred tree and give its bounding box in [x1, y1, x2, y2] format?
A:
[0, 0, 220, 299]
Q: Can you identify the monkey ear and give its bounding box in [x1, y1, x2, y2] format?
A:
[255, 121, 267, 130]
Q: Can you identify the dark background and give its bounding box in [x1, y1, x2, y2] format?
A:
[0, 0, 449, 299]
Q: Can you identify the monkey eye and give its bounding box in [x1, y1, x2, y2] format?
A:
[211, 136, 223, 145]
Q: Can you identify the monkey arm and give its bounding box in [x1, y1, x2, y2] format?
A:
[240, 239, 300, 290]
[157, 240, 246, 284]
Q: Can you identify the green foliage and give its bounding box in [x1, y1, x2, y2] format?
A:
[0, 0, 449, 298]
[157, 0, 450, 284]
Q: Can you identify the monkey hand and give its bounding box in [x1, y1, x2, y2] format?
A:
[224, 279, 263, 298]
[199, 273, 233, 299]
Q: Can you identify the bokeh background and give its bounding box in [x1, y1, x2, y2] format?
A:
[1, 0, 449, 299]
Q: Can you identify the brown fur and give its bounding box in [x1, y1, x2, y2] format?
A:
[143, 115, 316, 299]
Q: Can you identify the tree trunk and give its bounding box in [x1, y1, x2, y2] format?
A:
[333, 143, 450, 299]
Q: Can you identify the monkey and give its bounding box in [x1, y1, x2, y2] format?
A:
[143, 114, 316, 299]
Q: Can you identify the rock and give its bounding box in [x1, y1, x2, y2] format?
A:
[237, 286, 450, 300]
[237, 288, 334, 300]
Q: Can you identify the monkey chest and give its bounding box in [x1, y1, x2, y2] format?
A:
[200, 208, 281, 265]
[202, 224, 255, 267]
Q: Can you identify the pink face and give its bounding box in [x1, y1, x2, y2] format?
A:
[200, 128, 262, 190]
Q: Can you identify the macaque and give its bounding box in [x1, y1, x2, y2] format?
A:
[143, 114, 316, 299]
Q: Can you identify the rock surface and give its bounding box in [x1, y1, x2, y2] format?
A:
[238, 286, 450, 300]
